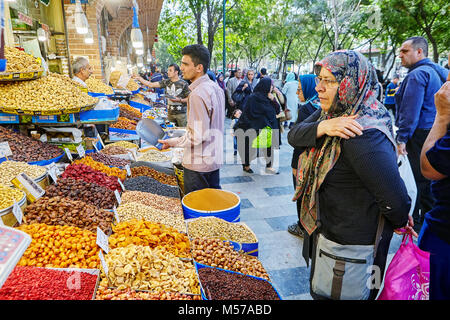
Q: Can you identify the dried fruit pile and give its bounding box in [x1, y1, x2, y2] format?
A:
[0, 266, 98, 300]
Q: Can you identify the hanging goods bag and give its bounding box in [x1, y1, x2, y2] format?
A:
[251, 127, 272, 149]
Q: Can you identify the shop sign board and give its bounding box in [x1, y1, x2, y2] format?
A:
[18, 12, 33, 27]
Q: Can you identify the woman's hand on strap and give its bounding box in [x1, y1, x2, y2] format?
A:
[394, 215, 419, 238]
[317, 115, 364, 139]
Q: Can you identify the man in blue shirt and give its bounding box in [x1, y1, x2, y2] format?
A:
[395, 36, 449, 227]
[384, 74, 399, 116]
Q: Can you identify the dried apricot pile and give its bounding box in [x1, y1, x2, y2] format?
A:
[16, 223, 100, 269]
[109, 219, 190, 258]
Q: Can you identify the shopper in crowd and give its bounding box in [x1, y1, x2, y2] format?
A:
[226, 69, 242, 117]
[150, 66, 165, 96]
[234, 69, 258, 110]
[384, 74, 399, 117]
[217, 73, 226, 93]
[133, 64, 190, 127]
[282, 72, 300, 128]
[288, 50, 411, 300]
[287, 74, 320, 238]
[418, 55, 450, 300]
[260, 68, 268, 79]
[395, 36, 449, 229]
[234, 77, 280, 175]
[72, 57, 93, 88]
[158, 44, 225, 194]
[207, 70, 217, 82]
[230, 108, 242, 156]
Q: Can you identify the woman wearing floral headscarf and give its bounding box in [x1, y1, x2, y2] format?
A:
[288, 50, 412, 300]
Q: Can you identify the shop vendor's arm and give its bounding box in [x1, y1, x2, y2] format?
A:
[132, 75, 161, 89]
[159, 93, 210, 150]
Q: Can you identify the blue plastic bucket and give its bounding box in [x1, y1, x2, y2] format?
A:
[182, 189, 240, 222]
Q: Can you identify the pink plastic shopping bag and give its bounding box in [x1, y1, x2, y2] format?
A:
[378, 233, 430, 300]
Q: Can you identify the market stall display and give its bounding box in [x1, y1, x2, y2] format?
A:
[85, 77, 114, 95]
[0, 47, 277, 301]
[109, 220, 190, 258]
[123, 176, 179, 198]
[0, 266, 99, 300]
[0, 47, 43, 81]
[197, 265, 280, 300]
[0, 161, 47, 186]
[0, 73, 98, 115]
[61, 163, 123, 192]
[116, 202, 186, 233]
[16, 223, 100, 269]
[0, 126, 63, 163]
[23, 196, 114, 234]
[103, 245, 199, 294]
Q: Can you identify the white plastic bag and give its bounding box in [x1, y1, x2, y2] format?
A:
[398, 155, 417, 217]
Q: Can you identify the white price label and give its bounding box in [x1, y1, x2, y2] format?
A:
[96, 226, 109, 253]
[0, 142, 13, 158]
[113, 206, 120, 224]
[64, 148, 73, 162]
[98, 250, 109, 277]
[76, 144, 85, 158]
[117, 177, 125, 192]
[125, 165, 131, 177]
[48, 168, 58, 183]
[114, 189, 122, 204]
[12, 202, 23, 225]
[128, 151, 137, 162]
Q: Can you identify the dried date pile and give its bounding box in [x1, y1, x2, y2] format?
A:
[23, 196, 114, 234]
[0, 126, 62, 162]
[44, 178, 118, 209]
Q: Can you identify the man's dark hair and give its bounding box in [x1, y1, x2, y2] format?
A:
[168, 63, 180, 75]
[260, 68, 267, 75]
[181, 44, 210, 74]
[406, 36, 429, 57]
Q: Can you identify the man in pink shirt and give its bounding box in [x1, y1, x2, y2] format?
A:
[158, 44, 225, 194]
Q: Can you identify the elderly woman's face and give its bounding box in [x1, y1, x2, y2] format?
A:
[315, 67, 339, 112]
[297, 81, 305, 103]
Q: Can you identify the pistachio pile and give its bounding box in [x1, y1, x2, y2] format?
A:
[2, 47, 42, 74]
[0, 73, 98, 113]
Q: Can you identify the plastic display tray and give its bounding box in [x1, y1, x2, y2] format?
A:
[0, 70, 44, 82]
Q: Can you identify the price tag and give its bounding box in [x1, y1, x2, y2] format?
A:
[76, 144, 85, 158]
[128, 151, 137, 162]
[48, 167, 58, 183]
[96, 226, 109, 254]
[113, 206, 120, 224]
[0, 142, 13, 158]
[114, 189, 121, 205]
[97, 134, 105, 148]
[12, 173, 45, 203]
[125, 165, 131, 177]
[98, 250, 109, 277]
[64, 148, 73, 162]
[12, 202, 23, 225]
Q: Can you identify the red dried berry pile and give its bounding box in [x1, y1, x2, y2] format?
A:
[60, 163, 122, 192]
[0, 266, 98, 300]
